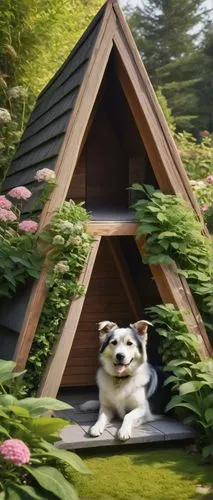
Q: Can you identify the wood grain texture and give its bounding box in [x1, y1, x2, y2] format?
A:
[38, 237, 101, 398]
[87, 221, 137, 235]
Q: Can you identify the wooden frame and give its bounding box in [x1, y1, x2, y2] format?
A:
[38, 237, 101, 398]
[13, 0, 211, 377]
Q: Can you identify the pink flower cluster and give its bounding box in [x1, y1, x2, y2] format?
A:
[8, 186, 32, 200]
[0, 208, 17, 222]
[206, 175, 213, 185]
[0, 439, 30, 466]
[18, 220, 38, 233]
[0, 195, 12, 210]
[34, 168, 56, 182]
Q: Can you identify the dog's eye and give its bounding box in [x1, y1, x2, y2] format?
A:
[111, 340, 117, 345]
[127, 340, 133, 346]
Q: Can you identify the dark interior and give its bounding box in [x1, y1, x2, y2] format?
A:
[67, 51, 158, 218]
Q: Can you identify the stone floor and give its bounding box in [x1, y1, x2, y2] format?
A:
[55, 388, 196, 450]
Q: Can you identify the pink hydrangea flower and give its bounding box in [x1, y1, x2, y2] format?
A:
[34, 168, 56, 182]
[0, 439, 30, 466]
[0, 208, 17, 222]
[0, 195, 12, 210]
[206, 175, 213, 185]
[201, 204, 209, 212]
[7, 186, 32, 200]
[18, 220, 38, 233]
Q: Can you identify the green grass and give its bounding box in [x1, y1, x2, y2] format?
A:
[71, 445, 213, 500]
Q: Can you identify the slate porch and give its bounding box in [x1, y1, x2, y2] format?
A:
[55, 388, 196, 450]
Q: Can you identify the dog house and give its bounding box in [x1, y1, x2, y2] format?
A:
[0, 0, 211, 400]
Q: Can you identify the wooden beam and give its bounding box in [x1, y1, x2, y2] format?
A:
[14, 7, 116, 371]
[136, 238, 212, 358]
[37, 237, 101, 398]
[107, 237, 142, 320]
[87, 221, 137, 236]
[112, 3, 204, 226]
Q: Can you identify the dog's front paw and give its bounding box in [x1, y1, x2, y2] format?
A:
[117, 425, 132, 441]
[89, 423, 104, 437]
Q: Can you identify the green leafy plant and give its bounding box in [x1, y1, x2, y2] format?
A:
[165, 357, 213, 461]
[148, 303, 213, 460]
[131, 184, 213, 343]
[176, 131, 213, 181]
[146, 304, 200, 366]
[0, 359, 90, 499]
[25, 200, 94, 393]
[0, 169, 57, 298]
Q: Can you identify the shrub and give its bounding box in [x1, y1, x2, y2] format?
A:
[131, 184, 213, 343]
[148, 303, 213, 461]
[25, 201, 94, 393]
[0, 359, 90, 499]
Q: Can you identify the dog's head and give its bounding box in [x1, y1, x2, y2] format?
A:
[98, 320, 152, 377]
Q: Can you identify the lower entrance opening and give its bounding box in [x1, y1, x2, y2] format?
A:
[59, 236, 162, 391]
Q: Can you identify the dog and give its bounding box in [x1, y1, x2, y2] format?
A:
[81, 320, 161, 441]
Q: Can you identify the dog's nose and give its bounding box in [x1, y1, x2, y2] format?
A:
[116, 353, 125, 362]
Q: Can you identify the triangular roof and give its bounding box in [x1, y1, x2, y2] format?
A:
[1, 0, 211, 392]
[3, 0, 203, 221]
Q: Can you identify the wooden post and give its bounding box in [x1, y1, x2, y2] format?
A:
[37, 237, 101, 398]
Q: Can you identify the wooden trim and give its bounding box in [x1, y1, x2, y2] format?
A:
[37, 237, 101, 398]
[13, 267, 48, 370]
[112, 3, 204, 225]
[107, 237, 142, 319]
[136, 239, 212, 358]
[14, 7, 115, 371]
[87, 221, 137, 235]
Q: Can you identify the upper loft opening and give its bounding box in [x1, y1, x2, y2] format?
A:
[67, 50, 158, 221]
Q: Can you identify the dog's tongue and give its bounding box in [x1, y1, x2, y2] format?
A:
[115, 364, 126, 373]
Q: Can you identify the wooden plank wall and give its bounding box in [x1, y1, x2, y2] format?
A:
[61, 237, 138, 386]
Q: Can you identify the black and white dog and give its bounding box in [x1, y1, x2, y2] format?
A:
[81, 320, 162, 441]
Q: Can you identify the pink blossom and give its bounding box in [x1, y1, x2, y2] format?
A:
[0, 439, 30, 466]
[18, 220, 38, 233]
[0, 208, 17, 222]
[8, 186, 32, 200]
[34, 168, 56, 182]
[206, 175, 213, 185]
[0, 195, 12, 210]
[201, 204, 209, 212]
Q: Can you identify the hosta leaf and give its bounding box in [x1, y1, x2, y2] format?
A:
[179, 381, 208, 395]
[0, 424, 10, 437]
[41, 441, 91, 474]
[163, 375, 179, 386]
[205, 409, 213, 424]
[0, 360, 16, 374]
[166, 399, 201, 416]
[5, 484, 57, 499]
[29, 417, 68, 437]
[24, 466, 78, 500]
[0, 395, 17, 406]
[9, 405, 30, 417]
[18, 397, 71, 415]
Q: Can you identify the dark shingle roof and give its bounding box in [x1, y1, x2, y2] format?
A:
[3, 3, 106, 194]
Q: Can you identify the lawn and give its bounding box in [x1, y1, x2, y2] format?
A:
[71, 445, 213, 500]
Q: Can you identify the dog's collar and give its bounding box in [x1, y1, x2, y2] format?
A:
[112, 374, 131, 380]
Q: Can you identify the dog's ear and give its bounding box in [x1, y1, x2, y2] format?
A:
[98, 321, 118, 340]
[131, 320, 152, 341]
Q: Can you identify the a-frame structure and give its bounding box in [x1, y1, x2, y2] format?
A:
[1, 0, 211, 398]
